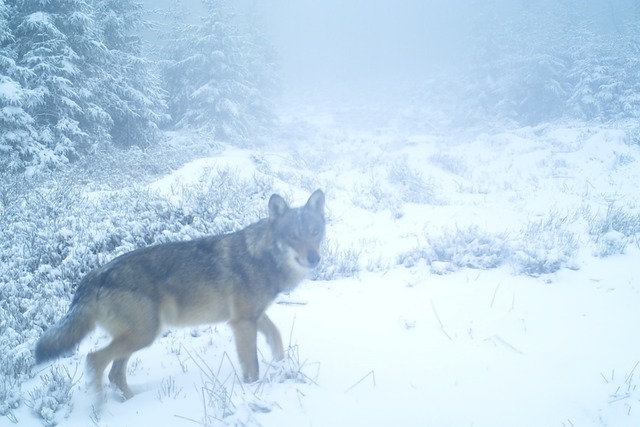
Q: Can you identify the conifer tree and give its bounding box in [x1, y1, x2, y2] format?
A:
[160, 0, 278, 140]
[92, 0, 168, 147]
[0, 0, 39, 172]
[7, 0, 111, 168]
[0, 0, 168, 171]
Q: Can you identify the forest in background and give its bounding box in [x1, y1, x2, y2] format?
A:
[3, 0, 640, 173]
[0, 0, 277, 173]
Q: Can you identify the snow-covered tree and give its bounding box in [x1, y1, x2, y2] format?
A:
[567, 21, 640, 122]
[160, 0, 279, 140]
[92, 0, 168, 147]
[0, 0, 168, 172]
[0, 0, 39, 172]
[464, 0, 640, 125]
[8, 0, 112, 169]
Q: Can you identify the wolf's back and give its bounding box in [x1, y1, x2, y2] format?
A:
[35, 289, 96, 364]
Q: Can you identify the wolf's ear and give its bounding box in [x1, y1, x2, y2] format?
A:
[269, 194, 289, 220]
[305, 189, 325, 217]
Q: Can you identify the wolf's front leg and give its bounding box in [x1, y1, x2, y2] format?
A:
[258, 313, 284, 361]
[230, 319, 259, 382]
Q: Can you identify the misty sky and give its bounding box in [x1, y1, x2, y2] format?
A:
[146, 0, 474, 92]
[145, 0, 639, 100]
[252, 0, 472, 87]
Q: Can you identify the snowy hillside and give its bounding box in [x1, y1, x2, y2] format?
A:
[5, 102, 640, 427]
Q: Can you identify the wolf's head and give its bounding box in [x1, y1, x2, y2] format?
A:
[269, 189, 325, 274]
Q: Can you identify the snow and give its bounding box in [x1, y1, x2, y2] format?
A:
[148, 149, 258, 197]
[0, 78, 23, 104]
[15, 106, 640, 426]
[25, 11, 51, 27]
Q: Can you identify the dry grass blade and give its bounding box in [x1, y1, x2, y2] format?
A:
[344, 370, 376, 394]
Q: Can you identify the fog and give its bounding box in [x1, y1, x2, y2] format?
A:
[251, 0, 473, 88]
[244, 0, 638, 97]
[145, 0, 476, 98]
[144, 0, 640, 122]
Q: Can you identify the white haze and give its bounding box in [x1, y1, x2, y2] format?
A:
[246, 0, 634, 98]
[252, 0, 471, 87]
[144, 0, 639, 106]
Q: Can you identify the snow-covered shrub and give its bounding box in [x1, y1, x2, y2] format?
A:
[624, 126, 640, 146]
[351, 155, 440, 217]
[351, 174, 400, 214]
[387, 156, 439, 205]
[398, 226, 510, 274]
[27, 365, 79, 427]
[512, 210, 580, 276]
[313, 239, 361, 280]
[593, 230, 629, 258]
[65, 131, 223, 190]
[260, 344, 318, 385]
[586, 202, 640, 257]
[429, 153, 469, 177]
[428, 225, 510, 272]
[0, 377, 20, 423]
[0, 174, 89, 412]
[163, 167, 270, 236]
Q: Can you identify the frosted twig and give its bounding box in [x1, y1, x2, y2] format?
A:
[608, 394, 630, 404]
[174, 414, 206, 425]
[430, 299, 452, 341]
[625, 361, 639, 384]
[288, 315, 297, 349]
[490, 283, 501, 308]
[486, 335, 523, 355]
[345, 370, 376, 394]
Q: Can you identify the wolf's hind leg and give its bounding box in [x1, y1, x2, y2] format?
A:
[87, 330, 156, 399]
[258, 314, 284, 361]
[108, 356, 133, 399]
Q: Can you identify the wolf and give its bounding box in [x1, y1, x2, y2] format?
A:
[35, 189, 325, 400]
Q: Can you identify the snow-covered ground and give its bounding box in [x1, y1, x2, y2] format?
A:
[16, 103, 640, 426]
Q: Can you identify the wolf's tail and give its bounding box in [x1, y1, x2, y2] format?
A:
[35, 300, 96, 364]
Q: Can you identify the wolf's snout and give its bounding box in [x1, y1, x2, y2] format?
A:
[307, 251, 320, 267]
